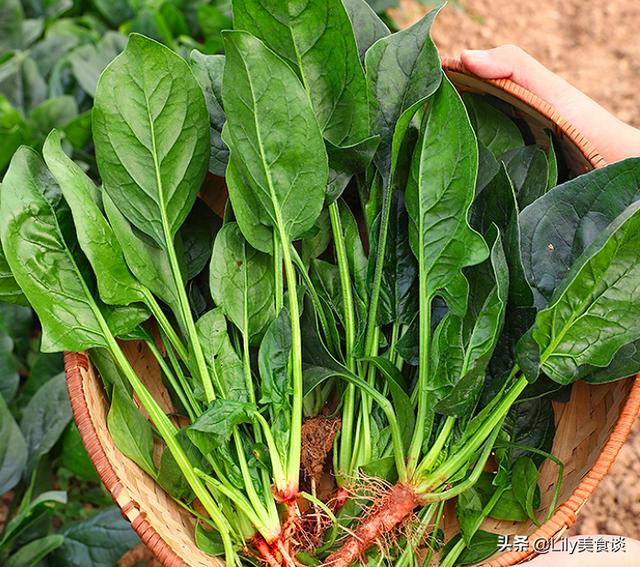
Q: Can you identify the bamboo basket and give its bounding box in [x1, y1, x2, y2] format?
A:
[65, 59, 640, 567]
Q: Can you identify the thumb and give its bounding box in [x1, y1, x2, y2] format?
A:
[460, 47, 519, 80]
[460, 45, 572, 105]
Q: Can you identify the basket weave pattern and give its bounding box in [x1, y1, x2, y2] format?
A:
[65, 60, 640, 567]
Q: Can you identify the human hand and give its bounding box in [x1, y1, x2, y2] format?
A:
[460, 46, 640, 164]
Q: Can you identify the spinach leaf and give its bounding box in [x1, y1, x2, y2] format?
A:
[435, 230, 508, 417]
[365, 5, 443, 180]
[0, 148, 143, 352]
[42, 129, 145, 307]
[102, 192, 180, 314]
[464, 93, 524, 157]
[343, 0, 390, 61]
[51, 507, 140, 567]
[501, 145, 548, 209]
[210, 222, 275, 344]
[179, 198, 221, 280]
[232, 0, 368, 147]
[511, 456, 540, 523]
[0, 247, 28, 306]
[189, 51, 228, 177]
[107, 387, 156, 478]
[67, 32, 126, 97]
[5, 534, 64, 567]
[405, 76, 488, 316]
[221, 31, 327, 247]
[187, 399, 255, 455]
[259, 309, 292, 410]
[93, 34, 209, 247]
[522, 202, 640, 384]
[371, 191, 417, 326]
[520, 157, 640, 307]
[497, 397, 555, 471]
[0, 0, 24, 53]
[1, 491, 67, 548]
[196, 308, 247, 402]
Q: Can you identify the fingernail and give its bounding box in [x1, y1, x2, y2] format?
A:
[463, 50, 489, 61]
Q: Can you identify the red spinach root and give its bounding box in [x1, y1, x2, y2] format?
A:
[3, 1, 640, 566]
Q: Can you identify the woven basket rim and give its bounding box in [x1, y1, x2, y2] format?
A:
[65, 59, 639, 567]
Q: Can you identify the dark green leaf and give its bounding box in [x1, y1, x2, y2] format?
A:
[0, 96, 29, 173]
[365, 5, 443, 180]
[107, 388, 156, 477]
[43, 130, 145, 307]
[196, 308, 247, 401]
[233, 0, 368, 146]
[210, 222, 275, 343]
[20, 372, 72, 465]
[325, 136, 380, 203]
[0, 332, 20, 402]
[0, 54, 47, 112]
[187, 399, 255, 454]
[300, 208, 331, 265]
[2, 491, 67, 547]
[195, 522, 225, 556]
[343, 0, 390, 61]
[222, 31, 327, 248]
[26, 96, 78, 143]
[436, 231, 508, 417]
[405, 76, 488, 316]
[464, 93, 523, 157]
[526, 202, 640, 384]
[511, 456, 540, 523]
[373, 191, 418, 325]
[0, 0, 24, 53]
[189, 51, 227, 177]
[0, 392, 27, 493]
[93, 34, 209, 247]
[259, 309, 291, 409]
[68, 32, 126, 97]
[51, 507, 140, 567]
[102, 192, 180, 314]
[456, 486, 484, 545]
[60, 423, 100, 482]
[360, 356, 414, 450]
[520, 157, 640, 307]
[501, 146, 548, 209]
[179, 198, 221, 280]
[0, 148, 137, 352]
[499, 397, 555, 468]
[156, 431, 200, 502]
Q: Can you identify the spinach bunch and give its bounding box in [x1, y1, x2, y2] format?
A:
[2, 2, 640, 566]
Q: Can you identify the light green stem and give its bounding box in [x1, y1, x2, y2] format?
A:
[415, 415, 456, 477]
[103, 332, 236, 564]
[329, 202, 358, 483]
[281, 237, 303, 491]
[145, 337, 197, 422]
[407, 292, 432, 475]
[421, 375, 528, 488]
[141, 288, 189, 362]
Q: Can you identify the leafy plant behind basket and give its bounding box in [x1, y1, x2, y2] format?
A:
[0, 304, 140, 566]
[2, 2, 640, 567]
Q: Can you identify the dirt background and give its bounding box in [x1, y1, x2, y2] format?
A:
[390, 0, 640, 540]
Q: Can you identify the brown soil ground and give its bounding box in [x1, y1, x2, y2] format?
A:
[392, 0, 640, 540]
